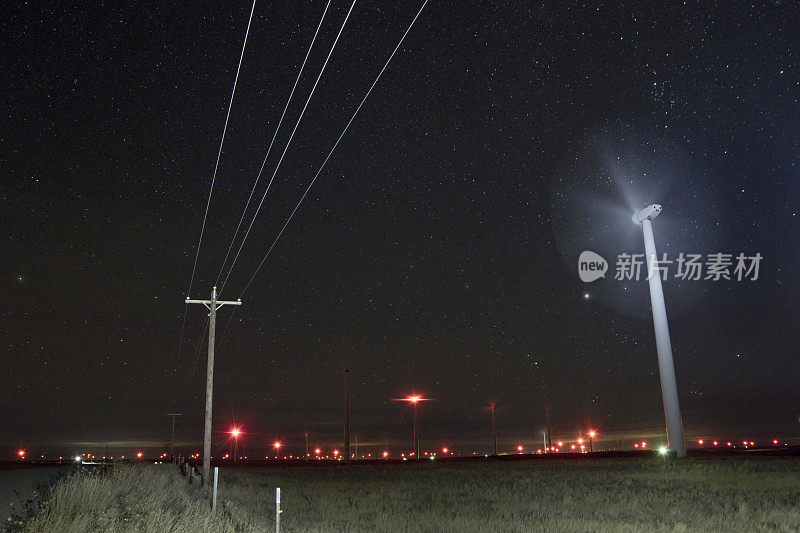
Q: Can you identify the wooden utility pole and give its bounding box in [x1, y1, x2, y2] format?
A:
[343, 368, 351, 463]
[186, 286, 241, 486]
[167, 413, 182, 459]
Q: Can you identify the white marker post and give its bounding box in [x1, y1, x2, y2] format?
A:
[212, 467, 219, 511]
[275, 487, 281, 533]
[633, 204, 686, 458]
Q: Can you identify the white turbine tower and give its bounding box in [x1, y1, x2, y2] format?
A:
[633, 204, 686, 457]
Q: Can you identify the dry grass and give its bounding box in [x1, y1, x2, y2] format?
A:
[18, 456, 800, 532]
[18, 465, 270, 532]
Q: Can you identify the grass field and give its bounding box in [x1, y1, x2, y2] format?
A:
[17, 455, 800, 532]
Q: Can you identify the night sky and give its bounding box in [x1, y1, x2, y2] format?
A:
[3, 1, 799, 457]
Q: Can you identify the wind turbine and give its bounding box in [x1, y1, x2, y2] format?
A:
[633, 204, 686, 457]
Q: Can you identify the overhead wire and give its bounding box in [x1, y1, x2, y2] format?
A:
[172, 0, 256, 408]
[182, 316, 210, 406]
[172, 311, 189, 374]
[178, 0, 429, 402]
[216, 0, 333, 287]
[187, 0, 257, 300]
[168, 310, 190, 412]
[217, 305, 240, 348]
[238, 0, 430, 297]
[219, 0, 359, 294]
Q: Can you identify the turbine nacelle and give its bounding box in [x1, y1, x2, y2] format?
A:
[632, 204, 662, 224]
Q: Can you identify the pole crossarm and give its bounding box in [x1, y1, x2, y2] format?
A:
[186, 298, 242, 310]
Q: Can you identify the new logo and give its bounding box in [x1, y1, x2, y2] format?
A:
[578, 251, 608, 282]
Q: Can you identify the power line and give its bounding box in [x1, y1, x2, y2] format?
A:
[168, 307, 190, 411]
[187, 0, 257, 299]
[182, 316, 210, 406]
[217, 304, 240, 348]
[172, 311, 189, 373]
[219, 0, 358, 294]
[216, 0, 332, 287]
[239, 0, 430, 297]
[176, 1, 256, 410]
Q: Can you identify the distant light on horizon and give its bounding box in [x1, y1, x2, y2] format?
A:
[394, 394, 433, 403]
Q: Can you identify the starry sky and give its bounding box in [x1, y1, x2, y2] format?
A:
[3, 1, 799, 457]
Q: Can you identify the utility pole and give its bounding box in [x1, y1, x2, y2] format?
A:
[412, 403, 419, 460]
[393, 396, 428, 460]
[489, 403, 498, 456]
[304, 432, 309, 462]
[343, 368, 351, 463]
[545, 406, 552, 452]
[167, 413, 182, 460]
[186, 286, 242, 485]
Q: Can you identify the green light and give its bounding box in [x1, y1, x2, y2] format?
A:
[658, 446, 668, 456]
